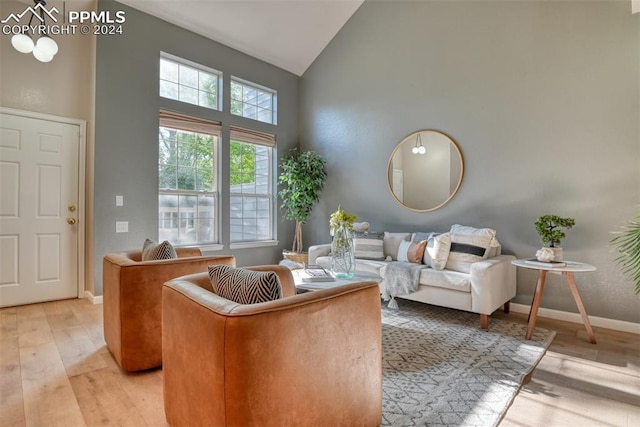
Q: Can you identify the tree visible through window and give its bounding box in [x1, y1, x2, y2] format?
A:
[229, 139, 273, 242]
[159, 126, 218, 245]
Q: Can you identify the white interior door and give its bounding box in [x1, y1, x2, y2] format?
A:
[0, 111, 81, 307]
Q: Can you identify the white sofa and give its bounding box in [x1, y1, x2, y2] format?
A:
[308, 225, 516, 329]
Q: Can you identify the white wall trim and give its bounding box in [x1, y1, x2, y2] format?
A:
[84, 291, 103, 305]
[511, 303, 640, 335]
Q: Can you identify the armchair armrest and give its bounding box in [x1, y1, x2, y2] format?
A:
[469, 254, 517, 315]
[308, 243, 331, 264]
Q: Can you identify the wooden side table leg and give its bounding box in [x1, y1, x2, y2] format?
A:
[526, 270, 547, 340]
[564, 272, 597, 344]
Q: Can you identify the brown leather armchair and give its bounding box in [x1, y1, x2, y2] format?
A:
[103, 248, 236, 372]
[162, 267, 383, 427]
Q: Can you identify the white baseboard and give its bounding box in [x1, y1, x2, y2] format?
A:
[83, 290, 103, 305]
[510, 303, 640, 335]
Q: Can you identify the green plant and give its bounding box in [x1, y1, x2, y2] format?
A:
[611, 213, 640, 295]
[534, 214, 576, 247]
[329, 206, 358, 233]
[278, 149, 327, 253]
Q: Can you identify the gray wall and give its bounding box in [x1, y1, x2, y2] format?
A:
[94, 0, 299, 294]
[300, 1, 640, 322]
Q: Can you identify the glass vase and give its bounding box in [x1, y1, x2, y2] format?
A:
[331, 224, 355, 279]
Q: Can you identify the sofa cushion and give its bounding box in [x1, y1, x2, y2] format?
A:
[208, 265, 282, 304]
[425, 232, 451, 270]
[445, 225, 497, 273]
[141, 238, 177, 261]
[397, 240, 427, 264]
[418, 268, 471, 293]
[383, 232, 411, 261]
[353, 232, 385, 260]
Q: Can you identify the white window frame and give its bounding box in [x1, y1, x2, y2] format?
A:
[158, 111, 222, 249]
[230, 77, 278, 125]
[228, 127, 277, 246]
[160, 52, 223, 111]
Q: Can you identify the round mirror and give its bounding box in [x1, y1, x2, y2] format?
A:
[387, 130, 464, 212]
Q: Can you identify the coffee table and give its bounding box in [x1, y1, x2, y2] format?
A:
[512, 259, 597, 344]
[292, 269, 382, 292]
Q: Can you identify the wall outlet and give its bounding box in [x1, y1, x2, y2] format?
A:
[115, 221, 128, 233]
[116, 195, 124, 206]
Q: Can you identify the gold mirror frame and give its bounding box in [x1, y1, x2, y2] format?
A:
[387, 130, 464, 212]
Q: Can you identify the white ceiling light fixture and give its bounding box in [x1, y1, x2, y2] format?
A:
[10, 0, 59, 62]
[412, 133, 426, 155]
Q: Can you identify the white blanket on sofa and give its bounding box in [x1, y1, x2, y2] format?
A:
[381, 262, 425, 309]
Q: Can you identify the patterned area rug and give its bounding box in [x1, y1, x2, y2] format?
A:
[382, 300, 555, 426]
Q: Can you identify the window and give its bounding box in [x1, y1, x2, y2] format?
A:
[230, 77, 277, 124]
[158, 111, 221, 245]
[160, 52, 222, 110]
[229, 126, 276, 242]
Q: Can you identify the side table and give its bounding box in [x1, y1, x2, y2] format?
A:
[511, 259, 597, 344]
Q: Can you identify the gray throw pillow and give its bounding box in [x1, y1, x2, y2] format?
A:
[208, 265, 282, 304]
[353, 232, 385, 260]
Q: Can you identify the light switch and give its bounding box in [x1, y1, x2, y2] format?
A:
[116, 195, 124, 206]
[115, 221, 128, 233]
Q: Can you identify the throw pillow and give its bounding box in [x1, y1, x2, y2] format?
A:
[208, 265, 282, 304]
[353, 232, 385, 260]
[141, 238, 177, 261]
[426, 232, 451, 270]
[383, 232, 412, 261]
[352, 222, 370, 233]
[397, 240, 427, 264]
[445, 224, 497, 273]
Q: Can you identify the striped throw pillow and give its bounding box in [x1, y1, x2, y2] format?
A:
[208, 265, 282, 304]
[141, 238, 177, 261]
[445, 225, 497, 273]
[353, 232, 385, 260]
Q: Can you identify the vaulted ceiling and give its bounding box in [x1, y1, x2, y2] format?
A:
[116, 0, 364, 76]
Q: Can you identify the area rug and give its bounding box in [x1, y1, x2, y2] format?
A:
[381, 300, 556, 426]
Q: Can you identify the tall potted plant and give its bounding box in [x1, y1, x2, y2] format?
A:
[278, 149, 327, 261]
[611, 212, 640, 295]
[534, 214, 575, 261]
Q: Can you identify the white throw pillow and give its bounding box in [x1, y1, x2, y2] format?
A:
[445, 224, 497, 273]
[426, 232, 451, 270]
[383, 232, 412, 261]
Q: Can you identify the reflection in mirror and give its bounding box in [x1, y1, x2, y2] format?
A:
[387, 130, 464, 212]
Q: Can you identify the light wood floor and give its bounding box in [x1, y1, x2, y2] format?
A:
[1, 298, 638, 426]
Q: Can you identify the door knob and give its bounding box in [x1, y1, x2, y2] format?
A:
[67, 218, 77, 225]
[68, 205, 76, 212]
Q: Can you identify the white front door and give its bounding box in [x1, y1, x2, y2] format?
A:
[0, 111, 81, 307]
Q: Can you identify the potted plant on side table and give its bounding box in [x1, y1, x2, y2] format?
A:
[534, 214, 576, 262]
[278, 149, 327, 265]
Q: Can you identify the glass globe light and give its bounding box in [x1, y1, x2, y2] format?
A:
[33, 46, 54, 63]
[36, 36, 58, 56]
[11, 33, 34, 53]
[412, 145, 419, 154]
[418, 145, 426, 155]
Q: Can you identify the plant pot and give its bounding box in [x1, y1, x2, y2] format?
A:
[282, 250, 308, 266]
[551, 247, 563, 262]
